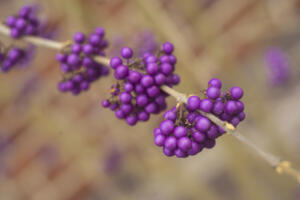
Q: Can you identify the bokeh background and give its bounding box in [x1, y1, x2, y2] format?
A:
[1, 0, 300, 199]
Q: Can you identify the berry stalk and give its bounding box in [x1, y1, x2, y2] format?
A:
[0, 23, 64, 50]
[0, 22, 299, 182]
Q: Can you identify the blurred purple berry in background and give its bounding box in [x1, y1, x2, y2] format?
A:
[264, 47, 290, 86]
[0, 45, 36, 73]
[6, 5, 41, 38]
[109, 30, 158, 58]
[102, 148, 123, 174]
[133, 30, 158, 57]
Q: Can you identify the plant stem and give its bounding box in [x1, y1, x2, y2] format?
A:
[0, 23, 299, 183]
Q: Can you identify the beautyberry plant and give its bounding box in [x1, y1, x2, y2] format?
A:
[5, 5, 40, 38]
[1, 3, 299, 182]
[154, 78, 245, 158]
[56, 28, 109, 95]
[101, 42, 180, 126]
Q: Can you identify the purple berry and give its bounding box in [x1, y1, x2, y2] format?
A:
[136, 94, 149, 107]
[175, 149, 187, 158]
[212, 101, 224, 115]
[121, 47, 133, 59]
[163, 147, 174, 157]
[178, 137, 192, 152]
[154, 128, 162, 136]
[6, 16, 16, 27]
[15, 18, 27, 30]
[174, 126, 188, 138]
[147, 86, 160, 98]
[146, 63, 159, 75]
[230, 87, 243, 100]
[124, 82, 134, 92]
[192, 131, 206, 143]
[160, 63, 173, 75]
[141, 75, 154, 88]
[230, 117, 240, 127]
[128, 70, 142, 83]
[162, 42, 174, 54]
[160, 120, 174, 135]
[154, 73, 166, 85]
[110, 57, 122, 69]
[187, 96, 201, 111]
[154, 134, 166, 147]
[94, 27, 105, 37]
[115, 110, 125, 119]
[206, 86, 220, 99]
[163, 111, 176, 121]
[195, 117, 211, 132]
[164, 136, 177, 150]
[138, 111, 150, 121]
[225, 101, 238, 115]
[145, 102, 158, 114]
[238, 112, 246, 121]
[199, 99, 213, 113]
[119, 92, 132, 104]
[126, 115, 137, 126]
[89, 33, 101, 45]
[207, 125, 218, 139]
[73, 32, 85, 43]
[208, 78, 222, 89]
[204, 139, 216, 149]
[188, 142, 202, 156]
[115, 65, 129, 79]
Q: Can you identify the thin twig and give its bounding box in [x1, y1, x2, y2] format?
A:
[0, 22, 299, 183]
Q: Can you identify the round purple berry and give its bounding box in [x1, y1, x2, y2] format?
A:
[154, 135, 165, 147]
[195, 117, 211, 132]
[206, 86, 220, 100]
[115, 65, 129, 79]
[162, 42, 174, 54]
[178, 137, 192, 152]
[121, 47, 133, 59]
[208, 78, 222, 89]
[160, 120, 175, 135]
[230, 87, 243, 100]
[192, 131, 206, 143]
[174, 126, 188, 138]
[110, 57, 122, 69]
[164, 136, 177, 150]
[187, 96, 201, 111]
[73, 32, 85, 43]
[163, 111, 176, 121]
[225, 100, 238, 115]
[199, 99, 213, 113]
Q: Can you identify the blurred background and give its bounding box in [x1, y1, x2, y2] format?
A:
[1, 0, 300, 199]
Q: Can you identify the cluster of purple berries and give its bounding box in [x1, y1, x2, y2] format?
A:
[194, 78, 245, 127]
[5, 5, 40, 38]
[154, 78, 245, 158]
[101, 42, 180, 126]
[56, 28, 109, 95]
[0, 46, 27, 72]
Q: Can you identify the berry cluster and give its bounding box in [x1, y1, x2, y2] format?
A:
[0, 46, 27, 72]
[154, 78, 245, 158]
[201, 78, 245, 127]
[56, 28, 109, 95]
[101, 42, 180, 126]
[6, 5, 40, 38]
